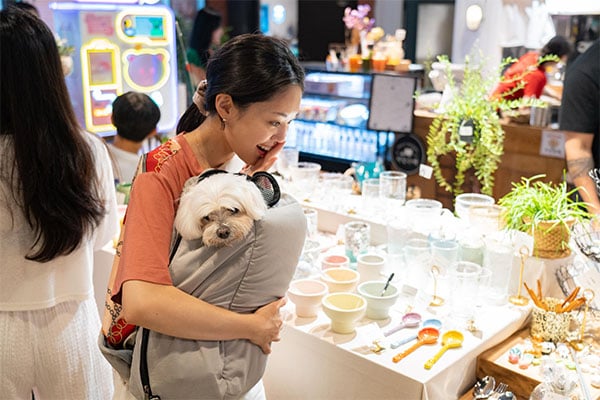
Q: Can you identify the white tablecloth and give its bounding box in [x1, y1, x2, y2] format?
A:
[264, 300, 531, 400]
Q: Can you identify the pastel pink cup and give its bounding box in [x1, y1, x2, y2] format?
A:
[321, 254, 350, 270]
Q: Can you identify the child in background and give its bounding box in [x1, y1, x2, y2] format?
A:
[108, 91, 161, 185]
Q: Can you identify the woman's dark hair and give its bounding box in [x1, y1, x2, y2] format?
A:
[0, 6, 105, 262]
[177, 33, 305, 133]
[189, 8, 222, 67]
[540, 36, 572, 60]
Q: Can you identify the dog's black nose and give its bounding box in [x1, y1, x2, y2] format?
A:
[217, 227, 230, 239]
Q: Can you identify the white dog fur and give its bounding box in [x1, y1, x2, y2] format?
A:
[174, 173, 268, 247]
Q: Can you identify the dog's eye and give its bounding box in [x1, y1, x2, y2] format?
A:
[202, 216, 211, 222]
[229, 208, 239, 214]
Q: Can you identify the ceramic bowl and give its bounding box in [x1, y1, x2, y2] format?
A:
[321, 254, 350, 270]
[357, 281, 400, 320]
[287, 279, 328, 317]
[320, 267, 360, 293]
[322, 292, 366, 334]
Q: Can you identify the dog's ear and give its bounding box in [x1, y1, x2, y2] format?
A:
[248, 171, 281, 207]
[174, 190, 205, 240]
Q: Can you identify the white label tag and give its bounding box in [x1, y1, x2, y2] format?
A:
[419, 164, 433, 179]
[539, 130, 565, 159]
[459, 125, 473, 137]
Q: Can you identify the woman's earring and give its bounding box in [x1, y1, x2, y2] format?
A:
[220, 116, 227, 130]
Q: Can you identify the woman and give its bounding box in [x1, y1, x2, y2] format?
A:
[109, 34, 305, 399]
[0, 6, 119, 399]
[187, 7, 224, 86]
[491, 35, 572, 101]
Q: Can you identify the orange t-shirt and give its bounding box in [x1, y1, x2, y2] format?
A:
[491, 51, 546, 100]
[111, 135, 203, 304]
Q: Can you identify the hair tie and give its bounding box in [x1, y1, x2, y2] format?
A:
[192, 80, 208, 116]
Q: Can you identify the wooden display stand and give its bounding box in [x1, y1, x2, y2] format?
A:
[459, 328, 600, 400]
[408, 111, 567, 210]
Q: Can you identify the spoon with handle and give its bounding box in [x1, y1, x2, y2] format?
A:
[390, 318, 442, 348]
[424, 330, 464, 369]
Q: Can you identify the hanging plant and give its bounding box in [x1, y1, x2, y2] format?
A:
[426, 55, 553, 197]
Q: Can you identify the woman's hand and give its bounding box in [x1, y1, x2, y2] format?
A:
[241, 142, 285, 175]
[248, 297, 287, 354]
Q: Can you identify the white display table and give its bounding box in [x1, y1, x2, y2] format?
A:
[264, 289, 530, 400]
[263, 199, 578, 400]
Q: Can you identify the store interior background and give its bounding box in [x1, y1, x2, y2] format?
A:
[30, 0, 599, 171]
[35, 0, 600, 68]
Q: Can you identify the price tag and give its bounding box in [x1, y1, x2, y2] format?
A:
[419, 164, 433, 179]
[459, 119, 474, 143]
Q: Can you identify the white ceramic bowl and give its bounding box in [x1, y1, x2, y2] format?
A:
[320, 267, 359, 293]
[357, 281, 400, 320]
[287, 279, 328, 317]
[322, 292, 366, 334]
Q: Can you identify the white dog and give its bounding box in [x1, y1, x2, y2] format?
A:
[174, 172, 268, 247]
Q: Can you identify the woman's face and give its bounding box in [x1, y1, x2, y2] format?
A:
[225, 85, 302, 166]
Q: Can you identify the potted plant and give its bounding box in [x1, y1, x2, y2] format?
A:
[498, 174, 591, 258]
[425, 55, 550, 198]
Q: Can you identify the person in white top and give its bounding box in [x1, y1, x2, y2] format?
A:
[0, 6, 119, 399]
[108, 91, 161, 184]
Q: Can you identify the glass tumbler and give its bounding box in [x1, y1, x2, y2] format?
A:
[379, 171, 407, 205]
[483, 238, 514, 305]
[344, 221, 371, 263]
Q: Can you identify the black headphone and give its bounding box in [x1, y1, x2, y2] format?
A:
[196, 169, 281, 207]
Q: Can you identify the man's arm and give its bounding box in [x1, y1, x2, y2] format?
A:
[565, 131, 600, 215]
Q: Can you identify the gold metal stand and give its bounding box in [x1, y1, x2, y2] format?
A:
[509, 246, 530, 306]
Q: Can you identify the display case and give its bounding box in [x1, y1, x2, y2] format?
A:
[288, 64, 423, 172]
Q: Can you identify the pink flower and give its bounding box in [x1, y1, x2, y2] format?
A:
[343, 4, 375, 32]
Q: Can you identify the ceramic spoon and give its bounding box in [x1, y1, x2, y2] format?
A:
[383, 312, 421, 337]
[392, 327, 439, 363]
[390, 319, 442, 349]
[424, 330, 464, 369]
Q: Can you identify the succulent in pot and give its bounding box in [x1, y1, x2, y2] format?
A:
[498, 174, 591, 258]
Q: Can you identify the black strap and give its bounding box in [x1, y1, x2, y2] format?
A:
[140, 328, 160, 399]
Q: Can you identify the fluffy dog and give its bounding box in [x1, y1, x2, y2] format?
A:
[174, 172, 268, 247]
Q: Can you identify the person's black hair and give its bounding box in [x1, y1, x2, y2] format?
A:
[189, 8, 222, 68]
[0, 6, 105, 262]
[177, 33, 305, 133]
[540, 36, 572, 61]
[112, 91, 161, 142]
[13, 2, 38, 16]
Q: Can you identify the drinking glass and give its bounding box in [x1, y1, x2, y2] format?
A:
[344, 221, 371, 263]
[447, 261, 482, 321]
[290, 161, 321, 201]
[454, 193, 494, 223]
[277, 147, 299, 181]
[483, 238, 514, 305]
[379, 171, 407, 205]
[404, 238, 431, 289]
[361, 178, 381, 216]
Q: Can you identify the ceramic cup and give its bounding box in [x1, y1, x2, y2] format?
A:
[322, 292, 367, 334]
[357, 281, 400, 320]
[320, 267, 360, 293]
[357, 253, 386, 283]
[321, 254, 351, 270]
[287, 279, 328, 317]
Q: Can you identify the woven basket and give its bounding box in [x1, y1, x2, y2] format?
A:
[532, 219, 574, 259]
